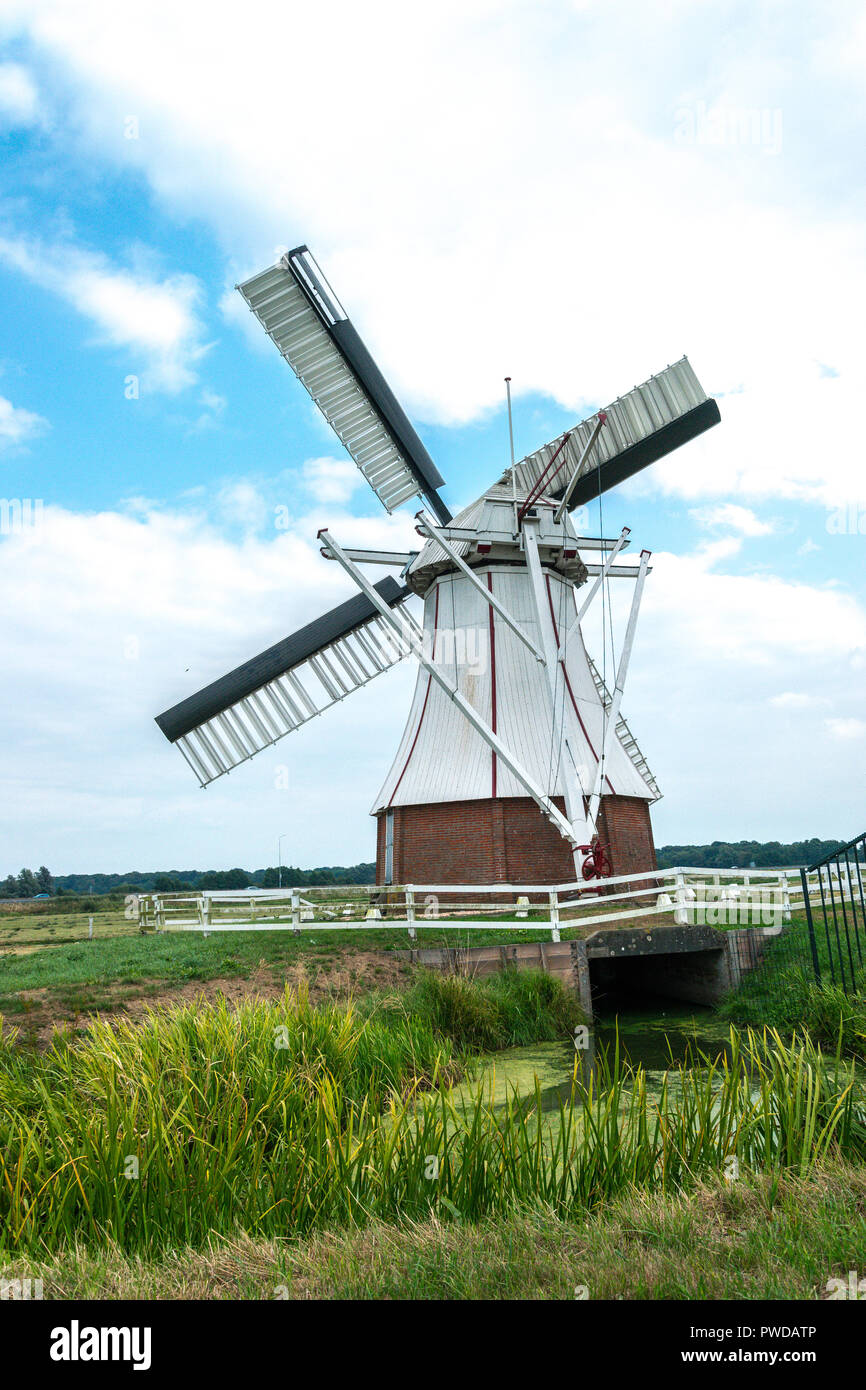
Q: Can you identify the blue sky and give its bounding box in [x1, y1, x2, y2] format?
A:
[0, 1, 864, 874]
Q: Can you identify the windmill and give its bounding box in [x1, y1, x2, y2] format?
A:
[155, 246, 720, 887]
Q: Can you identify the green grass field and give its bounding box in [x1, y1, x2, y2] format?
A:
[0, 899, 621, 1026]
[0, 903, 830, 1046]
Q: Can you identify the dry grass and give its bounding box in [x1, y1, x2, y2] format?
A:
[5, 1163, 864, 1300]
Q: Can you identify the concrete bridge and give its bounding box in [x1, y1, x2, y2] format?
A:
[400, 923, 774, 1018]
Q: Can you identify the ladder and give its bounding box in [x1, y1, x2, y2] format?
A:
[587, 656, 662, 802]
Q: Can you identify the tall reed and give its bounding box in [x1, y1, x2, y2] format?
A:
[0, 989, 862, 1256]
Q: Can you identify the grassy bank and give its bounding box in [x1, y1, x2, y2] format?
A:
[1, 980, 863, 1259]
[363, 969, 585, 1050]
[4, 1162, 864, 1300]
[720, 910, 866, 1059]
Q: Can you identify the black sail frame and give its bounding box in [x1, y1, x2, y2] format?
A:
[156, 577, 411, 746]
[240, 246, 451, 525]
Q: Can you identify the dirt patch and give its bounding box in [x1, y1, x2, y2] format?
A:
[0, 942, 74, 956]
[4, 951, 411, 1049]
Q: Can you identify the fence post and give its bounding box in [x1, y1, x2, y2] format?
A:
[781, 872, 791, 924]
[673, 870, 688, 926]
[800, 868, 822, 984]
[291, 889, 300, 936]
[549, 890, 560, 943]
[406, 884, 416, 941]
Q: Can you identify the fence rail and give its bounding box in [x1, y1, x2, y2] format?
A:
[133, 863, 850, 943]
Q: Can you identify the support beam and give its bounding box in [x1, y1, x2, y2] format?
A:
[587, 549, 652, 827]
[553, 413, 607, 523]
[318, 528, 582, 848]
[415, 510, 544, 662]
[582, 562, 651, 578]
[321, 547, 414, 568]
[521, 518, 594, 874]
[418, 527, 627, 550]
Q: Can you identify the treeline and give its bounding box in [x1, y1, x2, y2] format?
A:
[655, 839, 857, 870]
[5, 842, 858, 897]
[0, 866, 54, 898]
[0, 863, 377, 898]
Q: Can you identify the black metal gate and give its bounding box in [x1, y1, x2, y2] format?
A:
[801, 832, 866, 994]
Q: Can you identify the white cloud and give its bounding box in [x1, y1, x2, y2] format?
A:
[0, 393, 48, 449]
[302, 456, 361, 505]
[186, 387, 227, 433]
[825, 717, 866, 740]
[215, 480, 269, 534]
[0, 3, 864, 862]
[0, 62, 39, 125]
[580, 542, 866, 841]
[3, 2, 866, 504]
[769, 691, 827, 709]
[0, 233, 208, 392]
[691, 536, 744, 570]
[0, 504, 862, 871]
[199, 388, 225, 415]
[0, 500, 420, 871]
[690, 503, 773, 537]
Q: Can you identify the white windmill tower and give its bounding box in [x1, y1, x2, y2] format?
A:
[155, 246, 719, 887]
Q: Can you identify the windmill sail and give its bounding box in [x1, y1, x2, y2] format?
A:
[504, 357, 719, 507]
[156, 578, 414, 787]
[237, 247, 451, 523]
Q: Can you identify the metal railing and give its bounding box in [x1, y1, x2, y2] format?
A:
[801, 832, 866, 993]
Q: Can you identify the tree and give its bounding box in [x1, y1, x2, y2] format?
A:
[198, 869, 251, 890]
[0, 874, 17, 899]
[36, 866, 54, 895]
[16, 868, 38, 897]
[153, 874, 193, 893]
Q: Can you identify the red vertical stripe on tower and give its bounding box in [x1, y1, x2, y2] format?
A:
[544, 573, 616, 794]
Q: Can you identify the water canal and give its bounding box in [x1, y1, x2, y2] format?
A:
[453, 997, 738, 1114]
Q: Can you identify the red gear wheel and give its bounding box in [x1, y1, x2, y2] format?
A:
[578, 837, 612, 882]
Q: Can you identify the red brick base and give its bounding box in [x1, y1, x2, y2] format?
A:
[375, 796, 656, 886]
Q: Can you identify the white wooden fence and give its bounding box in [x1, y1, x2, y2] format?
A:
[134, 864, 861, 943]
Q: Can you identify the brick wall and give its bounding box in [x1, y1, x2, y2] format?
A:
[375, 795, 656, 886]
[596, 796, 658, 879]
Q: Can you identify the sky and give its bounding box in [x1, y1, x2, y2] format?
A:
[0, 0, 864, 876]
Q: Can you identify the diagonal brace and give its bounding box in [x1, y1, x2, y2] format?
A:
[564, 526, 631, 649]
[553, 412, 607, 523]
[319, 527, 582, 848]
